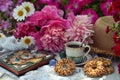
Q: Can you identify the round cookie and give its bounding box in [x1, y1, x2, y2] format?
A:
[84, 60, 105, 77]
[54, 58, 76, 76]
[83, 57, 114, 77]
[103, 66, 114, 75]
[94, 57, 112, 67]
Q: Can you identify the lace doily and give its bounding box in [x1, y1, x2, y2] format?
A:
[19, 65, 93, 80]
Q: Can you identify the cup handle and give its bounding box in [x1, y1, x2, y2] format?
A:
[83, 45, 91, 58]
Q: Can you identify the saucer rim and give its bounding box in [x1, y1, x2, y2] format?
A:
[76, 54, 92, 66]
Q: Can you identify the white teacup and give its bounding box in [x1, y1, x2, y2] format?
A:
[65, 41, 91, 64]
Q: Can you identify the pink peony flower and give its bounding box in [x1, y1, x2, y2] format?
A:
[33, 32, 43, 50]
[40, 5, 64, 19]
[14, 22, 37, 38]
[66, 26, 93, 44]
[67, 13, 93, 30]
[73, 15, 93, 30]
[81, 9, 98, 24]
[27, 5, 63, 27]
[26, 11, 47, 27]
[66, 14, 94, 44]
[35, 19, 69, 52]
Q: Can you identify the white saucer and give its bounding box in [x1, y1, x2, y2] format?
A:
[55, 53, 92, 66]
[76, 54, 92, 66]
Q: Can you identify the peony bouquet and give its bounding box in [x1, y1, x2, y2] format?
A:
[0, 0, 113, 53]
[12, 4, 94, 53]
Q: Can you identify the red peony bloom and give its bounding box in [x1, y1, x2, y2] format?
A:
[118, 63, 120, 74]
[14, 22, 37, 38]
[113, 44, 120, 56]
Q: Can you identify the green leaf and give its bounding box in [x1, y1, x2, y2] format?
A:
[62, 0, 69, 5]
[32, 0, 37, 3]
[118, 23, 120, 32]
[82, 1, 104, 17]
[118, 32, 120, 37]
[113, 23, 115, 27]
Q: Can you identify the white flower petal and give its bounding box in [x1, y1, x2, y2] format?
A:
[13, 5, 27, 21]
[20, 36, 35, 49]
[22, 2, 35, 16]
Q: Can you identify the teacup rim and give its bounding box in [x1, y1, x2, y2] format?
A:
[65, 41, 81, 44]
[65, 41, 86, 48]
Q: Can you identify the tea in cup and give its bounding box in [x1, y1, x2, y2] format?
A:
[65, 41, 91, 64]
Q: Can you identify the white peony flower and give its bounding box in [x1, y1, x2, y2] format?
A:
[22, 2, 35, 16]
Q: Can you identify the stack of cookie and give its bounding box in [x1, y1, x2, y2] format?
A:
[83, 57, 114, 77]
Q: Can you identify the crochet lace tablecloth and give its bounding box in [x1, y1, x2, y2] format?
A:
[18, 63, 120, 80]
[0, 61, 120, 80]
[19, 65, 93, 80]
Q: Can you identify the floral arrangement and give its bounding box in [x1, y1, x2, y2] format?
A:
[0, 0, 113, 53]
[13, 3, 94, 53]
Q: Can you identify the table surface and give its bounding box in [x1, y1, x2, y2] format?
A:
[0, 59, 120, 80]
